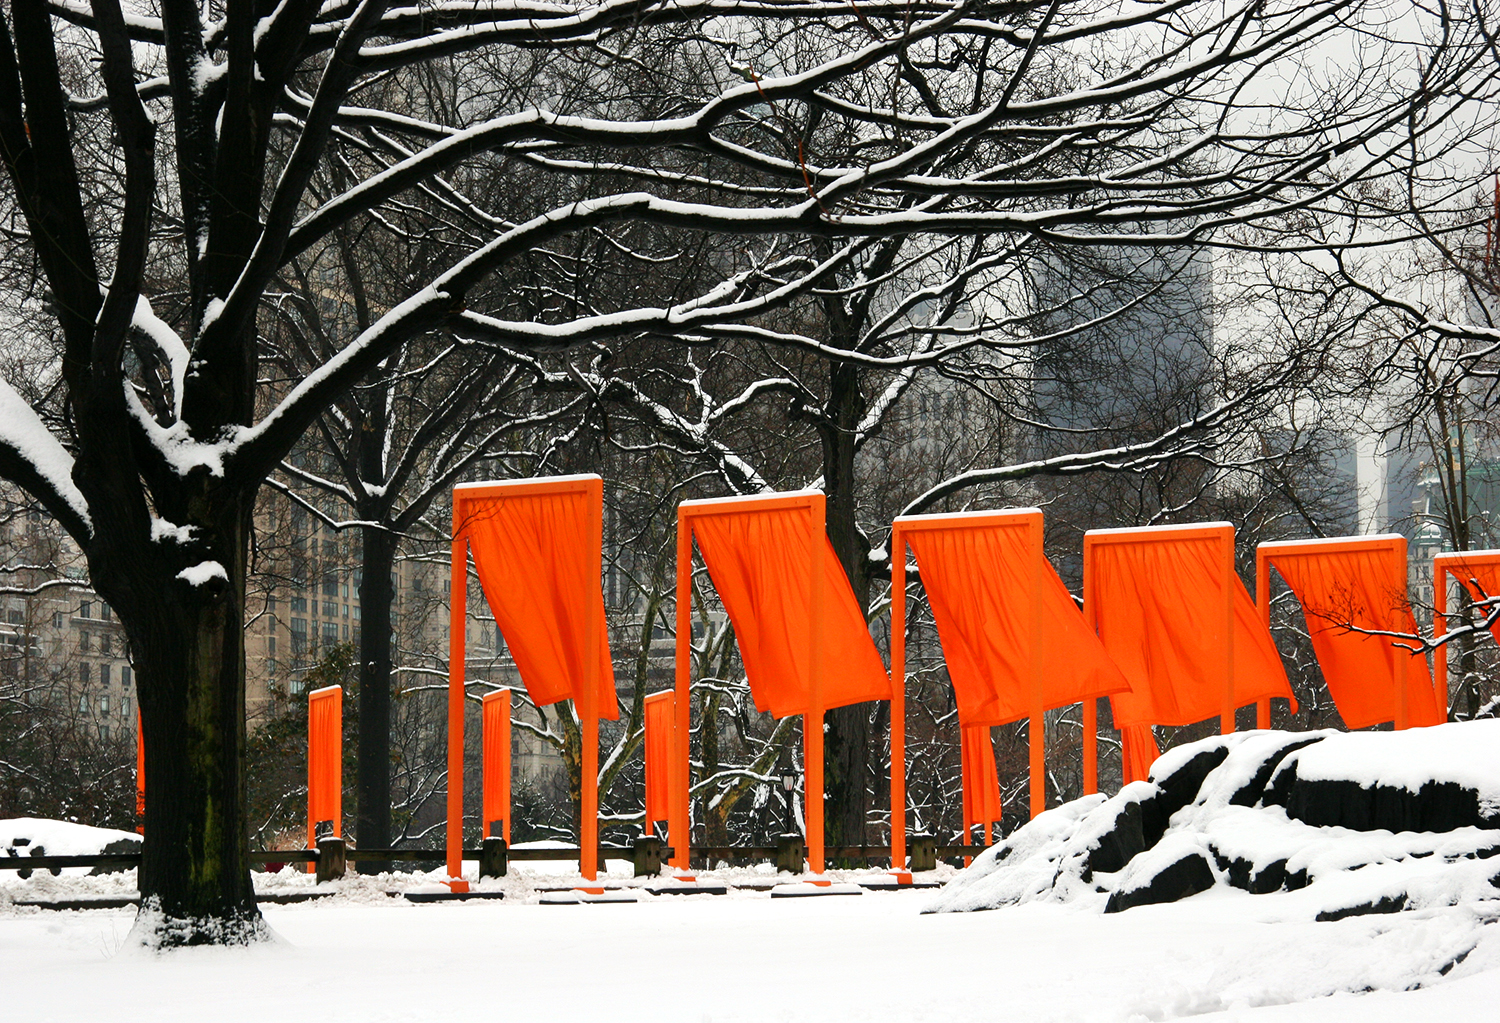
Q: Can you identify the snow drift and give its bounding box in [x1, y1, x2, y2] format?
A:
[927, 720, 1500, 921]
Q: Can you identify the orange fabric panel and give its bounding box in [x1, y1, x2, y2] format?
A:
[135, 711, 144, 824]
[961, 724, 1002, 826]
[463, 490, 618, 719]
[1120, 723, 1160, 785]
[1269, 549, 1443, 728]
[1094, 535, 1294, 728]
[689, 507, 889, 717]
[644, 691, 674, 826]
[1445, 557, 1500, 639]
[481, 689, 511, 841]
[904, 523, 1129, 727]
[308, 685, 342, 839]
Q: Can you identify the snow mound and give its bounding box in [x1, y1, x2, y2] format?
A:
[2, 817, 140, 857]
[927, 721, 1500, 921]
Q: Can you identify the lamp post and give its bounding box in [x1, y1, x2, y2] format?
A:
[780, 768, 797, 836]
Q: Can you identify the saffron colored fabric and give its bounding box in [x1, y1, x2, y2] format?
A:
[1120, 723, 1160, 786]
[1091, 534, 1295, 730]
[961, 724, 1002, 827]
[481, 690, 510, 839]
[689, 507, 890, 718]
[1443, 556, 1500, 640]
[308, 685, 342, 837]
[644, 691, 674, 827]
[1268, 548, 1444, 728]
[462, 491, 619, 719]
[904, 523, 1129, 727]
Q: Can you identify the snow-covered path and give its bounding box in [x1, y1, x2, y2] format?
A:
[2, 887, 1496, 1022]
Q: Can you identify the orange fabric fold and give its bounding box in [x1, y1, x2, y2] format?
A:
[1120, 723, 1160, 785]
[644, 691, 674, 826]
[481, 689, 510, 840]
[308, 685, 342, 839]
[961, 724, 1002, 827]
[1092, 535, 1294, 729]
[690, 507, 890, 717]
[904, 523, 1129, 727]
[1268, 548, 1443, 728]
[1443, 557, 1500, 641]
[463, 491, 618, 719]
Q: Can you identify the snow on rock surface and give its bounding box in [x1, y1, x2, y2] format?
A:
[928, 721, 1500, 923]
[1, 818, 140, 857]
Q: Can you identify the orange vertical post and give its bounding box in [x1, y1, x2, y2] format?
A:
[1082, 535, 1098, 795]
[481, 688, 511, 843]
[889, 523, 906, 870]
[135, 710, 144, 834]
[1221, 530, 1236, 736]
[1256, 553, 1272, 729]
[446, 511, 470, 892]
[1433, 557, 1449, 714]
[1027, 514, 1045, 819]
[671, 509, 693, 870]
[1394, 542, 1409, 731]
[806, 494, 826, 875]
[579, 478, 602, 882]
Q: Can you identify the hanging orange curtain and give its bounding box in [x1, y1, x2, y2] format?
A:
[1445, 557, 1500, 639]
[644, 691, 674, 831]
[961, 724, 1001, 829]
[1093, 536, 1294, 731]
[307, 684, 342, 848]
[135, 711, 144, 830]
[1268, 548, 1442, 728]
[1120, 723, 1160, 785]
[905, 523, 1129, 726]
[481, 689, 511, 842]
[689, 507, 889, 717]
[462, 490, 618, 719]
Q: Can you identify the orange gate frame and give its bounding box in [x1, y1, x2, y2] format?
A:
[481, 688, 511, 843]
[889, 509, 1046, 871]
[1429, 549, 1500, 718]
[675, 490, 859, 874]
[450, 474, 610, 890]
[1083, 523, 1238, 785]
[1257, 535, 1426, 730]
[307, 684, 342, 870]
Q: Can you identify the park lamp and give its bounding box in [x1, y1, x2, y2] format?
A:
[780, 769, 796, 795]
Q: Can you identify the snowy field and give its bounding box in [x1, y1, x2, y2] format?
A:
[2, 876, 1497, 1022]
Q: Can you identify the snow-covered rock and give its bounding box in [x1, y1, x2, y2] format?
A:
[927, 720, 1500, 920]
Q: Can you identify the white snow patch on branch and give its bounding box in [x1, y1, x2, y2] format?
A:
[176, 561, 227, 586]
[133, 295, 189, 418]
[0, 377, 90, 535]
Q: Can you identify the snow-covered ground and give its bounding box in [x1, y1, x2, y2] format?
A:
[0, 871, 1495, 1021]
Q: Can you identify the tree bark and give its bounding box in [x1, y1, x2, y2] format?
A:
[820, 358, 873, 852]
[355, 522, 396, 871]
[95, 492, 264, 945]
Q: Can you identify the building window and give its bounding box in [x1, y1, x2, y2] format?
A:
[100, 604, 111, 622]
[353, 605, 360, 621]
[342, 604, 349, 619]
[122, 665, 132, 687]
[100, 722, 110, 741]
[77, 693, 88, 713]
[342, 624, 349, 640]
[291, 618, 307, 654]
[7, 609, 21, 624]
[291, 595, 307, 613]
[268, 636, 277, 655]
[100, 663, 111, 686]
[52, 612, 62, 629]
[268, 595, 277, 612]
[99, 633, 111, 655]
[323, 601, 336, 618]
[79, 662, 89, 684]
[122, 696, 131, 719]
[322, 622, 337, 645]
[79, 632, 90, 652]
[99, 693, 109, 715]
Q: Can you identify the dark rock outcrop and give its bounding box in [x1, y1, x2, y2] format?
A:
[1105, 849, 1217, 913]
